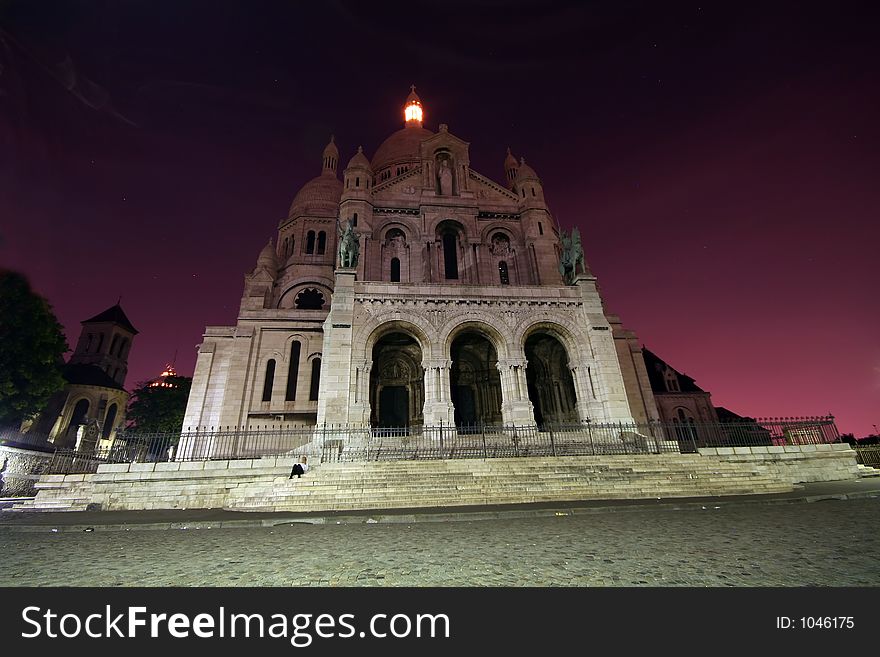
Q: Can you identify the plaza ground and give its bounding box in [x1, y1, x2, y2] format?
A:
[1, 480, 878, 587]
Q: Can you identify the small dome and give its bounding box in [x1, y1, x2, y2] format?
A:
[371, 126, 434, 171]
[515, 157, 538, 181]
[289, 170, 343, 218]
[322, 135, 338, 159]
[256, 239, 277, 270]
[347, 146, 372, 170]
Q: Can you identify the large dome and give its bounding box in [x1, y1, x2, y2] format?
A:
[371, 126, 434, 171]
[288, 171, 343, 218]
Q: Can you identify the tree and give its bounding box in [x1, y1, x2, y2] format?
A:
[0, 271, 69, 427]
[126, 376, 192, 434]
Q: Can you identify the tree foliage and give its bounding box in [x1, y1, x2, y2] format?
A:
[126, 376, 192, 433]
[0, 271, 69, 427]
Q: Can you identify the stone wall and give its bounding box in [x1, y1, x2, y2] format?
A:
[698, 443, 860, 484]
[0, 445, 54, 497]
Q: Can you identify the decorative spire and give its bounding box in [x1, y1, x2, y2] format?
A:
[404, 85, 423, 128]
[504, 147, 519, 186]
[322, 134, 339, 175]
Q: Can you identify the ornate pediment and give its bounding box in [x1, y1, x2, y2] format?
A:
[467, 171, 520, 204]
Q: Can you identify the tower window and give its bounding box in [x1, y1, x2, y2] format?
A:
[531, 187, 536, 196]
[96, 334, 104, 353]
[538, 222, 544, 235]
[352, 213, 358, 227]
[355, 176, 360, 187]
[306, 231, 316, 254]
[390, 257, 401, 282]
[317, 231, 326, 255]
[499, 261, 509, 285]
[309, 358, 321, 401]
[286, 340, 301, 401]
[85, 333, 94, 352]
[442, 232, 459, 280]
[262, 359, 276, 402]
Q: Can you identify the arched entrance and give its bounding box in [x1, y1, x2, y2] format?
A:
[370, 332, 424, 428]
[449, 332, 502, 427]
[525, 332, 578, 427]
[64, 398, 90, 446]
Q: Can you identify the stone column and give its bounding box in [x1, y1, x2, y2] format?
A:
[316, 268, 358, 428]
[350, 358, 372, 425]
[497, 358, 535, 426]
[568, 363, 606, 423]
[422, 358, 454, 426]
[575, 274, 636, 424]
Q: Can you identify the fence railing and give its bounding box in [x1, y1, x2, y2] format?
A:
[853, 445, 880, 468]
[41, 416, 840, 472]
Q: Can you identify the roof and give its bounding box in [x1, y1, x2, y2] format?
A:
[714, 406, 756, 423]
[82, 304, 138, 335]
[641, 347, 706, 394]
[63, 363, 126, 391]
[347, 146, 371, 170]
[371, 126, 434, 171]
[288, 170, 343, 218]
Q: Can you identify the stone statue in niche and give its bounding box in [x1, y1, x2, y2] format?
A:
[437, 157, 453, 196]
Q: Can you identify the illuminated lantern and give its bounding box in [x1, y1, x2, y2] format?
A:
[404, 84, 423, 127]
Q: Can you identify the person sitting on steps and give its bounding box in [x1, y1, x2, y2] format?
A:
[289, 456, 309, 479]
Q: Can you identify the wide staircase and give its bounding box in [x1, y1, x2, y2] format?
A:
[9, 453, 794, 514]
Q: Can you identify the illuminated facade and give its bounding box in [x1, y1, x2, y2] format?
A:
[182, 88, 659, 432]
[149, 363, 179, 388]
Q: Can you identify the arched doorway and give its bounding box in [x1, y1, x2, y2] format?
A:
[525, 332, 578, 427]
[102, 403, 118, 440]
[449, 332, 502, 428]
[370, 332, 424, 428]
[64, 399, 90, 446]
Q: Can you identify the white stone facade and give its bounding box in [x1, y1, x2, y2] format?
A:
[183, 90, 654, 441]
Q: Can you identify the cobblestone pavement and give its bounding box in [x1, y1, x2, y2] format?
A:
[2, 499, 879, 586]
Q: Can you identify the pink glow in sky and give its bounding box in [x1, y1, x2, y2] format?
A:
[2, 2, 877, 435]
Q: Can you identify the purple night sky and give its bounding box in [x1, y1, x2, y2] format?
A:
[1, 1, 878, 435]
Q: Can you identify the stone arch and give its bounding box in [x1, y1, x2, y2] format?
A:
[523, 331, 579, 427]
[357, 315, 435, 362]
[478, 222, 520, 246]
[515, 316, 590, 362]
[278, 282, 333, 310]
[380, 223, 411, 283]
[434, 220, 466, 281]
[448, 330, 503, 427]
[442, 318, 511, 361]
[63, 397, 91, 445]
[369, 330, 425, 428]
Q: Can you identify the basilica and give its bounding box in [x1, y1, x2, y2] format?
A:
[182, 88, 663, 435]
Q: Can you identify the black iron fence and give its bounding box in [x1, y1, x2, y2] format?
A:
[853, 445, 880, 469]
[41, 415, 840, 473]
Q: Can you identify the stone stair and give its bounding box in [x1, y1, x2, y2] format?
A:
[229, 455, 793, 512]
[5, 453, 800, 515]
